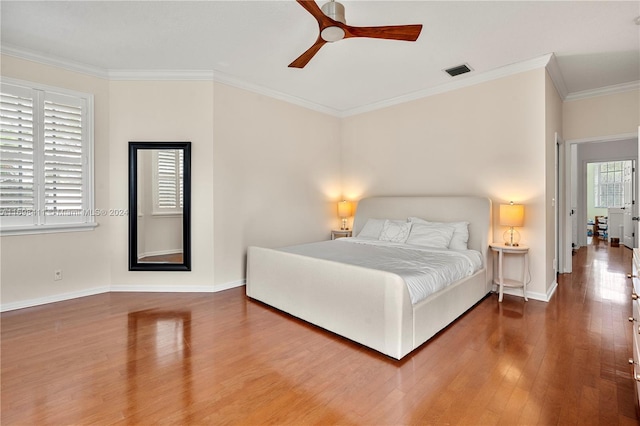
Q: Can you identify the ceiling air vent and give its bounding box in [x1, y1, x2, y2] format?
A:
[444, 64, 472, 77]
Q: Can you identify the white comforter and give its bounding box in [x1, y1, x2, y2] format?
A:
[278, 237, 483, 305]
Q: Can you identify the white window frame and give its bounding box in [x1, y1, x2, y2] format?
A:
[1, 78, 96, 235]
[151, 149, 183, 216]
[593, 160, 627, 209]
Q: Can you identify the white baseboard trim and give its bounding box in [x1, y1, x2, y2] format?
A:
[545, 280, 559, 301]
[491, 280, 558, 302]
[109, 284, 217, 293]
[1, 286, 110, 312]
[213, 279, 246, 292]
[1, 280, 247, 312]
[110, 280, 246, 293]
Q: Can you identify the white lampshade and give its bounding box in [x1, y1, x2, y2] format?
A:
[337, 200, 352, 231]
[337, 200, 352, 218]
[500, 202, 524, 246]
[499, 203, 524, 227]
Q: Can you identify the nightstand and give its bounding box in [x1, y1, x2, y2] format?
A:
[331, 229, 352, 240]
[489, 243, 529, 302]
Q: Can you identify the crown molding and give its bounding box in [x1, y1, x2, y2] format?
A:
[212, 70, 340, 116]
[1, 44, 342, 116]
[545, 53, 568, 100]
[4, 45, 634, 118]
[1, 44, 110, 79]
[565, 81, 640, 102]
[340, 53, 554, 117]
[108, 69, 215, 81]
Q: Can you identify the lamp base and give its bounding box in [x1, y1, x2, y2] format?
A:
[503, 228, 521, 246]
[340, 218, 348, 231]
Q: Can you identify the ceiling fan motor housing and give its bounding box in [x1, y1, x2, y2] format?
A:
[321, 1, 346, 23]
[320, 0, 346, 42]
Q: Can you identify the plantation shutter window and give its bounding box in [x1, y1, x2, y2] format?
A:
[0, 79, 95, 234]
[153, 149, 183, 214]
[0, 85, 35, 227]
[43, 92, 86, 223]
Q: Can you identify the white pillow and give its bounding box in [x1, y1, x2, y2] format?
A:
[379, 219, 412, 243]
[406, 222, 455, 249]
[408, 217, 470, 250]
[357, 218, 386, 239]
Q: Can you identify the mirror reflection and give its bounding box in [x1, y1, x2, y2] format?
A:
[137, 149, 184, 263]
[129, 142, 191, 271]
[126, 310, 192, 421]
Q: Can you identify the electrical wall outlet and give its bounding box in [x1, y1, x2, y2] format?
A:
[54, 270, 63, 281]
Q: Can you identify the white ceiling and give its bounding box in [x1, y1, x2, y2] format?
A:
[1, 1, 639, 115]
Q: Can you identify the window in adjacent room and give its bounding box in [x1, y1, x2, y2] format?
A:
[0, 79, 95, 234]
[593, 160, 630, 208]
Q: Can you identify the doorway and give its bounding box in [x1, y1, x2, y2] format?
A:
[561, 135, 638, 272]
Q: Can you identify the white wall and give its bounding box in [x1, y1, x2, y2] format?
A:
[341, 69, 554, 300]
[544, 71, 563, 288]
[564, 89, 639, 141]
[212, 83, 341, 285]
[108, 81, 342, 290]
[108, 80, 215, 289]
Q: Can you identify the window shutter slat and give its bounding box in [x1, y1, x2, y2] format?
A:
[157, 150, 178, 209]
[153, 149, 183, 213]
[43, 98, 84, 213]
[0, 89, 35, 213]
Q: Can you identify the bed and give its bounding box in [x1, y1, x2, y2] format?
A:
[246, 196, 493, 360]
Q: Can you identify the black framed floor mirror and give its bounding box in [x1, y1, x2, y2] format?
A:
[128, 141, 191, 271]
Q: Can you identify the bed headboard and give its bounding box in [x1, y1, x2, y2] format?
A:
[352, 196, 493, 277]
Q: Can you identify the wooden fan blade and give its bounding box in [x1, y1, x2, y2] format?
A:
[345, 24, 423, 41]
[295, 0, 331, 25]
[289, 37, 327, 68]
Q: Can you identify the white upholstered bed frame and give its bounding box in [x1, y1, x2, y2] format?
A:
[246, 196, 493, 359]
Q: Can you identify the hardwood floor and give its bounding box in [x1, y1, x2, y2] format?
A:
[2, 241, 639, 425]
[137, 252, 184, 263]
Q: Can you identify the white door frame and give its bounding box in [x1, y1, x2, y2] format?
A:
[556, 133, 566, 274]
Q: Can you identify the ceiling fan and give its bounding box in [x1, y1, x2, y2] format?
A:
[289, 0, 423, 68]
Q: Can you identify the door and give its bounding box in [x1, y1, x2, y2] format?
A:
[563, 142, 577, 273]
[570, 143, 578, 250]
[623, 160, 635, 248]
[555, 134, 560, 275]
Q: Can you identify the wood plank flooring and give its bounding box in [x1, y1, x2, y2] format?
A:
[137, 252, 184, 263]
[2, 240, 639, 425]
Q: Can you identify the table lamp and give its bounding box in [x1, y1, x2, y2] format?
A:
[337, 200, 352, 230]
[500, 201, 524, 246]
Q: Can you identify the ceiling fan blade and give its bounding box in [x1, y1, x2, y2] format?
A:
[345, 24, 423, 41]
[295, 0, 332, 25]
[289, 37, 327, 68]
